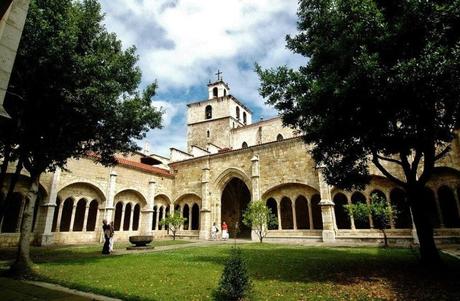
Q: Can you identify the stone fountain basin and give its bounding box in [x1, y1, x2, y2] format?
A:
[128, 235, 153, 247]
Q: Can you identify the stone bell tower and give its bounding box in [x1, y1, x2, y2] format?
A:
[186, 71, 252, 153]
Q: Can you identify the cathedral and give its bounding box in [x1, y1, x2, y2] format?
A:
[1, 79, 460, 247]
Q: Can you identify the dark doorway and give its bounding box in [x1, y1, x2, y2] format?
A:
[221, 178, 251, 238]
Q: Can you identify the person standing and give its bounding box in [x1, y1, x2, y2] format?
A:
[222, 221, 229, 240]
[211, 222, 218, 240]
[102, 219, 111, 254]
[109, 221, 115, 253]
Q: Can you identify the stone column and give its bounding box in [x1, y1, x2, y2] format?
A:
[251, 155, 260, 201]
[104, 171, 117, 223]
[410, 207, 419, 244]
[69, 203, 76, 232]
[318, 168, 335, 242]
[155, 207, 160, 231]
[188, 205, 192, 230]
[199, 166, 212, 240]
[82, 203, 90, 232]
[120, 203, 126, 231]
[129, 205, 134, 231]
[308, 200, 314, 230]
[55, 202, 64, 232]
[433, 192, 445, 228]
[180, 205, 184, 231]
[277, 200, 282, 230]
[142, 180, 155, 235]
[292, 200, 297, 230]
[38, 168, 61, 245]
[349, 197, 356, 230]
[452, 188, 460, 219]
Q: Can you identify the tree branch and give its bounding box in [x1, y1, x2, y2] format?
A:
[371, 152, 406, 187]
[434, 145, 451, 161]
[374, 153, 403, 166]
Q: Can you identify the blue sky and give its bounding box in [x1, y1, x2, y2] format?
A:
[100, 0, 304, 157]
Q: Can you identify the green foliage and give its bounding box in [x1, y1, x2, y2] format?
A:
[242, 200, 278, 243]
[215, 247, 252, 301]
[160, 211, 186, 240]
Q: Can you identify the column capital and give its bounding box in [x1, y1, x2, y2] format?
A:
[319, 199, 335, 206]
[110, 171, 118, 177]
[149, 179, 156, 185]
[251, 154, 259, 162]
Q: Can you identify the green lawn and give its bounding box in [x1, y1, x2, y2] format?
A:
[1, 243, 460, 300]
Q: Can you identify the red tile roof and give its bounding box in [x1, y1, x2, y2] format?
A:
[115, 157, 174, 178]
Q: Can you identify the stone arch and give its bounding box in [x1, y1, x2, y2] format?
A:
[262, 182, 320, 201]
[390, 188, 412, 228]
[57, 181, 105, 204]
[72, 198, 87, 232]
[266, 198, 278, 230]
[206, 104, 213, 119]
[280, 197, 293, 229]
[1, 173, 48, 199]
[242, 142, 248, 149]
[333, 193, 351, 229]
[221, 177, 251, 237]
[277, 134, 284, 141]
[438, 186, 460, 228]
[351, 192, 369, 229]
[295, 196, 309, 229]
[215, 168, 252, 193]
[212, 87, 218, 98]
[115, 189, 147, 208]
[174, 193, 201, 205]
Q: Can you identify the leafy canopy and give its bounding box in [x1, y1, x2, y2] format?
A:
[242, 200, 278, 243]
[257, 0, 460, 189]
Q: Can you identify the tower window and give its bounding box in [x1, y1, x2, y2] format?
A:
[242, 142, 248, 148]
[243, 112, 247, 124]
[224, 89, 227, 96]
[205, 105, 212, 119]
[236, 106, 240, 120]
[207, 130, 210, 138]
[277, 134, 284, 141]
[213, 87, 218, 97]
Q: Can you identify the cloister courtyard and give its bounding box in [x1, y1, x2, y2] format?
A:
[1, 240, 460, 300]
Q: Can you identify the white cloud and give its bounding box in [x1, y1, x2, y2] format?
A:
[100, 0, 304, 157]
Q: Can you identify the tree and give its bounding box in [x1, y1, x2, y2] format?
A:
[4, 0, 162, 277]
[214, 247, 252, 301]
[257, 0, 460, 264]
[346, 193, 396, 247]
[242, 200, 278, 243]
[159, 211, 186, 240]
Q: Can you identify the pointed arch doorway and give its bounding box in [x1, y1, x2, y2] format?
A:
[221, 177, 251, 238]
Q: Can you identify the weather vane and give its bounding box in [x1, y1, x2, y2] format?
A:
[215, 69, 222, 81]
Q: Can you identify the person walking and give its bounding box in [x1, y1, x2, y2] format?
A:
[102, 219, 111, 254]
[211, 222, 218, 240]
[109, 221, 115, 253]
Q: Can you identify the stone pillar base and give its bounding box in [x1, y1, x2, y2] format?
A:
[199, 230, 210, 240]
[322, 230, 336, 243]
[39, 234, 54, 246]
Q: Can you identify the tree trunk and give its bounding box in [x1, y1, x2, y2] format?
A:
[0, 145, 12, 220]
[408, 185, 441, 265]
[381, 228, 388, 248]
[9, 173, 40, 278]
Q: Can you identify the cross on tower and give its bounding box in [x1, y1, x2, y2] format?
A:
[215, 69, 222, 81]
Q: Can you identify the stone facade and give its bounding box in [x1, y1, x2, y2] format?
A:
[1, 80, 460, 246]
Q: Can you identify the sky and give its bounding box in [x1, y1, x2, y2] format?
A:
[99, 0, 305, 157]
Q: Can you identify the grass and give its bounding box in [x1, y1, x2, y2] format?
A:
[1, 243, 460, 300]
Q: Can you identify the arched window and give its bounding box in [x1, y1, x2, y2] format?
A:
[73, 199, 86, 232]
[311, 194, 323, 229]
[236, 106, 240, 120]
[266, 198, 278, 230]
[183, 204, 190, 230]
[280, 197, 293, 229]
[277, 134, 284, 141]
[60, 198, 74, 232]
[114, 202, 123, 231]
[207, 130, 210, 138]
[390, 188, 411, 228]
[123, 203, 132, 231]
[351, 192, 369, 229]
[333, 193, 351, 229]
[133, 204, 140, 231]
[205, 105, 212, 119]
[224, 89, 227, 96]
[438, 186, 460, 227]
[86, 200, 98, 231]
[295, 196, 309, 229]
[192, 203, 200, 230]
[242, 142, 248, 149]
[213, 87, 218, 97]
[243, 112, 247, 124]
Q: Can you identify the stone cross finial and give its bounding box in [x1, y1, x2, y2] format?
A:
[215, 69, 222, 81]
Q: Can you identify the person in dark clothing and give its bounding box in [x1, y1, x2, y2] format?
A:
[102, 219, 111, 254]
